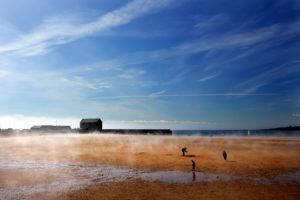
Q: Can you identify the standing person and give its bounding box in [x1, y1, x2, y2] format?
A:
[182, 147, 187, 156]
[191, 160, 196, 171]
[223, 150, 227, 160]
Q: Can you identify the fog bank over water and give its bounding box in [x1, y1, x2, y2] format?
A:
[0, 115, 80, 129]
[0, 115, 218, 130]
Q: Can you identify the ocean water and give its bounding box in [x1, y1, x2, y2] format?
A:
[173, 130, 300, 137]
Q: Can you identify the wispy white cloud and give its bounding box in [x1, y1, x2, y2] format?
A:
[0, 67, 112, 102]
[236, 60, 300, 93]
[73, 20, 300, 90]
[194, 14, 229, 31]
[82, 21, 299, 75]
[149, 90, 166, 97]
[175, 24, 281, 55]
[0, 68, 9, 78]
[92, 92, 278, 100]
[61, 76, 112, 90]
[117, 68, 146, 80]
[0, 0, 174, 56]
[1, 20, 293, 105]
[0, 19, 21, 45]
[198, 71, 221, 82]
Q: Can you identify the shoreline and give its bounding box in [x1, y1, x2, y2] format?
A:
[1, 132, 300, 138]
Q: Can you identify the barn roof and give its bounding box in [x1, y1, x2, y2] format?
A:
[80, 118, 102, 123]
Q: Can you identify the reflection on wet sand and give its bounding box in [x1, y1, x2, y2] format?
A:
[192, 171, 196, 182]
[1, 156, 299, 199]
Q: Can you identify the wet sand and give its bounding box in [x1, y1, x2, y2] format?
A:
[0, 134, 299, 199]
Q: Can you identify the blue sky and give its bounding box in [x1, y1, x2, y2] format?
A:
[0, 0, 299, 129]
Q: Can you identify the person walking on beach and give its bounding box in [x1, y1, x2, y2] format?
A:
[191, 160, 196, 171]
[182, 147, 187, 156]
[223, 150, 227, 160]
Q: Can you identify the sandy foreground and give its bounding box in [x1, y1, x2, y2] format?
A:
[0, 134, 299, 199]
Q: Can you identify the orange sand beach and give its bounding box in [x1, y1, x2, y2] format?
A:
[0, 134, 299, 199]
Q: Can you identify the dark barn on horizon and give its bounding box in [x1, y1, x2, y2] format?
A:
[80, 118, 102, 133]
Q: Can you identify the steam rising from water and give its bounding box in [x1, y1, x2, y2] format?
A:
[0, 115, 215, 129]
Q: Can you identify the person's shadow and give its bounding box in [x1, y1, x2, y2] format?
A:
[226, 160, 236, 162]
[185, 154, 196, 157]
